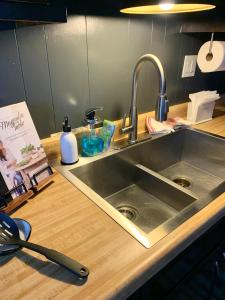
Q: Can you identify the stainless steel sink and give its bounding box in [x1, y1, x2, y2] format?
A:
[71, 157, 196, 233]
[115, 128, 225, 200]
[57, 128, 225, 248]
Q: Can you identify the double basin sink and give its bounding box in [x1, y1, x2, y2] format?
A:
[58, 128, 225, 248]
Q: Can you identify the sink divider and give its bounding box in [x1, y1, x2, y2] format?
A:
[135, 164, 198, 199]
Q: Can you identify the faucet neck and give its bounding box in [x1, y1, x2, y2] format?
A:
[121, 54, 168, 145]
[131, 54, 168, 124]
[132, 54, 166, 101]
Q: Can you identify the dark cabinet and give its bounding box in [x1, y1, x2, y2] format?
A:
[0, 0, 67, 24]
[129, 217, 225, 300]
[2, 1, 49, 3]
[170, 248, 225, 300]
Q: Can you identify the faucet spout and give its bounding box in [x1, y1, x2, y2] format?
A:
[121, 54, 169, 144]
[133, 54, 166, 99]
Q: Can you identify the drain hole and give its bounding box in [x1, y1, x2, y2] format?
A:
[173, 177, 191, 188]
[116, 206, 137, 221]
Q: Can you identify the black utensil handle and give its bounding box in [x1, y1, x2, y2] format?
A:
[18, 239, 89, 278]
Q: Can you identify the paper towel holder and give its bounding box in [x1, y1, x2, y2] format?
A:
[206, 32, 214, 61]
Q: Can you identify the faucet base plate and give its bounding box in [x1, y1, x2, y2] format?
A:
[112, 132, 152, 150]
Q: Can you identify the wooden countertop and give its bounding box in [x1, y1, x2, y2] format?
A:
[1, 111, 225, 300]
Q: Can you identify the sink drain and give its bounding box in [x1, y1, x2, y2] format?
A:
[173, 177, 191, 188]
[116, 206, 137, 221]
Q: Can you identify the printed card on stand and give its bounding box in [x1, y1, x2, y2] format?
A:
[0, 101, 50, 199]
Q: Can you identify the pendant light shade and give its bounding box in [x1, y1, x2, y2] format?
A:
[120, 0, 216, 14]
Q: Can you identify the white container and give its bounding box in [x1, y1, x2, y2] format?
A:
[187, 101, 215, 124]
[60, 117, 78, 165]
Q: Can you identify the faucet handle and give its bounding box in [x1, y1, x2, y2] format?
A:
[121, 113, 127, 130]
[120, 113, 133, 135]
[120, 113, 128, 135]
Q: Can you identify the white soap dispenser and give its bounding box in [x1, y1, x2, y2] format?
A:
[60, 116, 78, 165]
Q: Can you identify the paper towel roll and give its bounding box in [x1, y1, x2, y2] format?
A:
[197, 41, 225, 73]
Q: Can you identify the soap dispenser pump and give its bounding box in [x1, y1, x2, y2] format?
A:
[81, 107, 104, 157]
[60, 116, 78, 165]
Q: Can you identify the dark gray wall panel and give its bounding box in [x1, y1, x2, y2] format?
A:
[128, 16, 153, 115]
[176, 34, 197, 102]
[127, 16, 167, 115]
[16, 25, 55, 138]
[151, 16, 167, 61]
[87, 16, 131, 121]
[87, 16, 155, 121]
[0, 29, 25, 107]
[45, 16, 89, 131]
[148, 16, 167, 111]
[163, 18, 182, 105]
[0, 13, 224, 137]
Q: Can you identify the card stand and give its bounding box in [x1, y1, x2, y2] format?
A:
[30, 165, 56, 193]
[0, 183, 33, 214]
[0, 166, 55, 214]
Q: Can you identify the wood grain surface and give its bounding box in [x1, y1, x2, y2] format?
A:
[0, 190, 33, 214]
[0, 105, 225, 300]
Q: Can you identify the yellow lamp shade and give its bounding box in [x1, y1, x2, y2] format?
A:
[120, 3, 216, 14]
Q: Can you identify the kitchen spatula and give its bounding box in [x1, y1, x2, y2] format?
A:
[0, 212, 89, 278]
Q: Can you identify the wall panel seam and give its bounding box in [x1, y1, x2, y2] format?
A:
[85, 15, 91, 107]
[14, 28, 27, 102]
[43, 24, 57, 133]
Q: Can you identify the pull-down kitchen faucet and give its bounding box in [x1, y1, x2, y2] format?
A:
[120, 54, 169, 144]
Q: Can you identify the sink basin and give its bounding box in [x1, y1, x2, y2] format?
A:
[71, 157, 196, 233]
[57, 128, 225, 248]
[116, 128, 225, 200]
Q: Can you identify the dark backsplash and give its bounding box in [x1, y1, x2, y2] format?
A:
[0, 14, 224, 138]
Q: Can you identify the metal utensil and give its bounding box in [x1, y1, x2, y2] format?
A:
[206, 32, 214, 61]
[0, 213, 89, 278]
